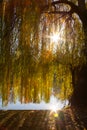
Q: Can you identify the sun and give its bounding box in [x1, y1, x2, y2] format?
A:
[51, 33, 60, 43]
[45, 32, 63, 52]
[46, 33, 60, 43]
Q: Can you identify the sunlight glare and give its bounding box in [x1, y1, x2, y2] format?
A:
[51, 105, 60, 113]
[51, 105, 59, 117]
[51, 105, 57, 113]
[51, 33, 59, 43]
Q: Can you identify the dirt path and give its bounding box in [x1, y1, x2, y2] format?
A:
[0, 107, 87, 130]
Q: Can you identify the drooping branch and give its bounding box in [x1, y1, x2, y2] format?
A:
[43, 0, 80, 18]
[51, 0, 78, 11]
[43, 0, 87, 33]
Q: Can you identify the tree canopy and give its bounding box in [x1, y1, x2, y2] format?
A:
[0, 0, 87, 106]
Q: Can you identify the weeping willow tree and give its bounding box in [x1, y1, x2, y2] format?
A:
[39, 4, 85, 101]
[0, 0, 87, 106]
[43, 0, 87, 105]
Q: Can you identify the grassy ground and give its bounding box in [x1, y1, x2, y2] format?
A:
[0, 106, 87, 130]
